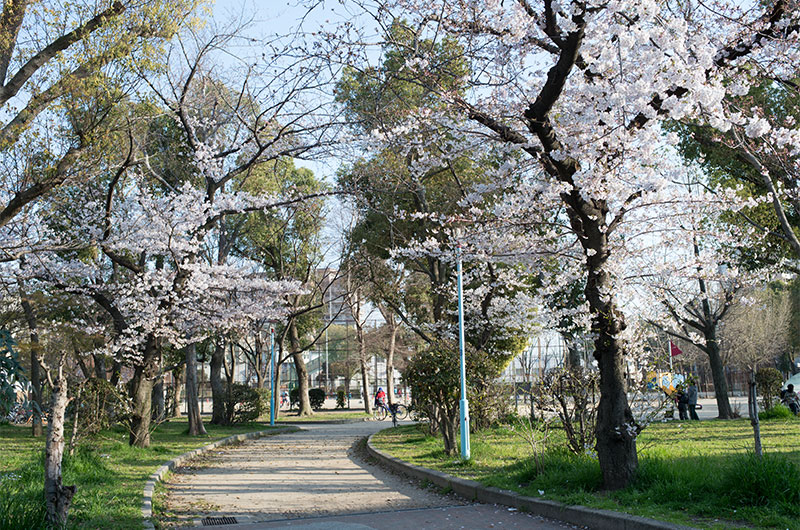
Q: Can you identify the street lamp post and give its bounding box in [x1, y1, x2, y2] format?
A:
[456, 242, 470, 460]
[269, 326, 276, 426]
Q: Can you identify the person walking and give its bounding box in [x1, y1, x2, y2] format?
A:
[676, 385, 689, 420]
[687, 379, 700, 420]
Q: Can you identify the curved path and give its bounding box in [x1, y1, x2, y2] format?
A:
[161, 421, 577, 529]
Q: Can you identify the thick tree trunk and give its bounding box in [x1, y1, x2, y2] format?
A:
[129, 336, 158, 447]
[706, 336, 734, 419]
[210, 342, 226, 425]
[584, 236, 638, 490]
[185, 343, 207, 436]
[92, 352, 107, 380]
[45, 371, 76, 526]
[748, 371, 763, 457]
[292, 352, 312, 416]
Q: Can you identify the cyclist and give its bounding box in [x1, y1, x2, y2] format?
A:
[374, 387, 387, 410]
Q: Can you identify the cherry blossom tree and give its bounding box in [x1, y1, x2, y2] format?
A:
[336, 0, 800, 489]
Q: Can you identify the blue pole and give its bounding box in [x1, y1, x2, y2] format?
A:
[269, 327, 276, 426]
[456, 244, 470, 460]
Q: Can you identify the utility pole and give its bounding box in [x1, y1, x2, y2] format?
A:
[456, 240, 470, 460]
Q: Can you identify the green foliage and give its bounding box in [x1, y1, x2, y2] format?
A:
[0, 489, 48, 530]
[0, 330, 24, 418]
[759, 404, 795, 420]
[756, 367, 784, 410]
[309, 388, 326, 410]
[403, 341, 510, 454]
[722, 453, 800, 509]
[71, 378, 128, 437]
[289, 387, 299, 409]
[224, 384, 265, 424]
[336, 390, 346, 409]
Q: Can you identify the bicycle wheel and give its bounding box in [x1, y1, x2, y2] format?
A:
[393, 404, 409, 420]
[373, 407, 388, 421]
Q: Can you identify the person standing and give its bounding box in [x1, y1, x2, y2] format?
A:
[676, 385, 689, 420]
[687, 379, 700, 420]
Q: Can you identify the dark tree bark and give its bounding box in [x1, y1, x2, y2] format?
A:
[185, 343, 207, 435]
[20, 293, 43, 437]
[44, 369, 76, 526]
[210, 341, 226, 424]
[706, 334, 734, 419]
[288, 321, 313, 416]
[747, 371, 763, 457]
[152, 375, 165, 423]
[170, 365, 183, 418]
[129, 335, 158, 447]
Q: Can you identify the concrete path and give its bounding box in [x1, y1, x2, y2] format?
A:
[161, 421, 576, 529]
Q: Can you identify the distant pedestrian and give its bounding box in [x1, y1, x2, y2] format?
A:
[687, 379, 700, 420]
[676, 385, 689, 420]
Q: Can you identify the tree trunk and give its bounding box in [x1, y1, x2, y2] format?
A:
[170, 365, 183, 418]
[748, 371, 763, 457]
[129, 336, 158, 447]
[288, 322, 313, 416]
[92, 352, 107, 380]
[566, 345, 582, 371]
[152, 375, 165, 423]
[386, 324, 397, 405]
[584, 236, 638, 490]
[706, 336, 734, 419]
[44, 370, 76, 526]
[358, 336, 372, 414]
[185, 343, 207, 436]
[210, 341, 226, 425]
[20, 293, 44, 437]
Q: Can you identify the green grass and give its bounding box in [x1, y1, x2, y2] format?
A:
[372, 418, 800, 529]
[0, 418, 289, 529]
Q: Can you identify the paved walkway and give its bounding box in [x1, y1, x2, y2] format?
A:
[161, 421, 576, 529]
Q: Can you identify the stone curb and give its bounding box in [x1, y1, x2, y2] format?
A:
[366, 434, 697, 530]
[141, 426, 299, 529]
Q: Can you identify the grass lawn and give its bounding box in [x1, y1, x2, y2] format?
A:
[372, 417, 800, 529]
[0, 418, 290, 529]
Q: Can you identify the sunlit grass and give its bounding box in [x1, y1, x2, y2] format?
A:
[0, 418, 286, 529]
[372, 417, 800, 529]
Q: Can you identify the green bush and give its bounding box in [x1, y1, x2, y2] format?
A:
[759, 404, 795, 421]
[289, 387, 299, 409]
[336, 389, 346, 408]
[309, 388, 325, 410]
[225, 383, 265, 423]
[756, 367, 784, 410]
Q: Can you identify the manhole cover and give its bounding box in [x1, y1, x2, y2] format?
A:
[202, 516, 238, 526]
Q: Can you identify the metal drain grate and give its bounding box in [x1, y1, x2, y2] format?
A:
[201, 516, 238, 526]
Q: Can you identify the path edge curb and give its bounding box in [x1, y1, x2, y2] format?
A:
[141, 426, 298, 529]
[366, 432, 696, 530]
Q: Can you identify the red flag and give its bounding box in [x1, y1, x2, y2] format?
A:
[670, 341, 683, 357]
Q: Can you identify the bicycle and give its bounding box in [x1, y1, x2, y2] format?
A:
[373, 402, 409, 424]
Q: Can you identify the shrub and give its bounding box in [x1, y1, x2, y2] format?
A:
[336, 389, 346, 408]
[289, 387, 299, 409]
[759, 404, 794, 421]
[403, 340, 509, 455]
[224, 383, 264, 423]
[531, 368, 599, 455]
[309, 388, 326, 409]
[71, 378, 128, 437]
[756, 367, 784, 410]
